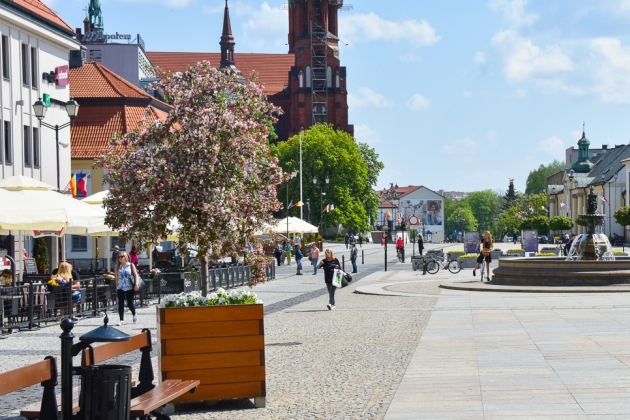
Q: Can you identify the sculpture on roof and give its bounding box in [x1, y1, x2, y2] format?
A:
[89, 0, 104, 33]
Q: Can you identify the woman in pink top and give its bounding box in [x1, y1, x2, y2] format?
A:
[311, 244, 320, 275]
[129, 245, 139, 265]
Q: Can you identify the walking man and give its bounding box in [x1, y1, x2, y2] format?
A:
[350, 243, 358, 273]
[344, 233, 350, 249]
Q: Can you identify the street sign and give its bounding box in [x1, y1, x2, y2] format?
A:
[42, 93, 50, 107]
[408, 215, 419, 225]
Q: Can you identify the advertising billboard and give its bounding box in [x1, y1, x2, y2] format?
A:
[400, 199, 444, 233]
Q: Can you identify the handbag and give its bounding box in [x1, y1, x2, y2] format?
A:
[332, 269, 343, 288]
[341, 272, 352, 288]
[308, 255, 312, 262]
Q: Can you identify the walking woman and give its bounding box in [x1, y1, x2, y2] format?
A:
[285, 241, 293, 266]
[129, 245, 139, 265]
[295, 244, 303, 275]
[473, 231, 493, 281]
[311, 243, 320, 275]
[317, 249, 341, 310]
[417, 234, 424, 256]
[115, 251, 140, 325]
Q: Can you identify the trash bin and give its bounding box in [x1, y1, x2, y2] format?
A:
[79, 364, 132, 420]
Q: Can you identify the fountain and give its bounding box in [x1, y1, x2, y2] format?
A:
[490, 186, 630, 287]
[566, 186, 613, 260]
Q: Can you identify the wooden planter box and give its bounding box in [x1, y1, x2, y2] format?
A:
[157, 304, 266, 407]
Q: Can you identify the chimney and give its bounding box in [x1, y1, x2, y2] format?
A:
[602, 144, 608, 150]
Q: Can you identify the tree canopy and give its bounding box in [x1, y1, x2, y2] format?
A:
[95, 61, 284, 292]
[466, 190, 501, 231]
[276, 124, 383, 232]
[525, 159, 564, 195]
[445, 201, 478, 233]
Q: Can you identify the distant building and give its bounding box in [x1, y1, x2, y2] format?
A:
[438, 190, 470, 200]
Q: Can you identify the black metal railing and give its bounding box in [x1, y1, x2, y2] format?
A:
[0, 259, 276, 337]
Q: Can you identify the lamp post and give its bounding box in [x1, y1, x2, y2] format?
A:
[608, 172, 618, 237]
[286, 169, 297, 238]
[380, 184, 400, 270]
[32, 98, 80, 191]
[313, 175, 329, 233]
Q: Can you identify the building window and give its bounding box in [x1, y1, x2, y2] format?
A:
[72, 236, 88, 252]
[30, 47, 37, 88]
[23, 125, 31, 167]
[1, 36, 9, 80]
[110, 237, 126, 251]
[21, 44, 29, 86]
[89, 49, 101, 62]
[306, 66, 311, 88]
[3, 121, 11, 164]
[33, 127, 39, 168]
[327, 66, 332, 88]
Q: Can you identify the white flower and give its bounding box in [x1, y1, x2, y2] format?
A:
[218, 297, 226, 304]
[256, 299, 263, 304]
[217, 288, 226, 294]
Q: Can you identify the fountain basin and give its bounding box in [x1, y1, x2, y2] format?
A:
[492, 257, 630, 286]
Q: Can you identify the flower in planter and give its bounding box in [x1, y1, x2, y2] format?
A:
[48, 277, 68, 287]
[508, 248, 524, 252]
[535, 252, 556, 256]
[161, 289, 262, 308]
[459, 254, 479, 259]
[150, 268, 161, 276]
[104, 273, 115, 281]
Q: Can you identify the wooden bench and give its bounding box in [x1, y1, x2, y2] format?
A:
[82, 328, 198, 419]
[0, 356, 60, 419]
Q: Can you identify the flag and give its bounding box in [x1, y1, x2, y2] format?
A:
[70, 171, 87, 198]
[529, 207, 534, 213]
[295, 201, 302, 207]
[385, 211, 392, 218]
[288, 200, 293, 209]
[541, 205, 546, 211]
[517, 214, 523, 219]
[560, 203, 566, 208]
[328, 204, 335, 212]
[601, 196, 610, 204]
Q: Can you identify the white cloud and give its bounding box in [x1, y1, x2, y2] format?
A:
[462, 90, 472, 98]
[534, 79, 584, 96]
[240, 3, 287, 49]
[620, 0, 630, 12]
[491, 30, 573, 81]
[406, 94, 431, 111]
[488, 131, 497, 145]
[354, 124, 381, 145]
[348, 87, 395, 109]
[442, 138, 477, 161]
[537, 136, 565, 155]
[589, 37, 630, 104]
[340, 12, 441, 47]
[489, 0, 538, 27]
[475, 51, 487, 64]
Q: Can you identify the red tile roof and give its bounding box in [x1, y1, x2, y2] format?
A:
[146, 52, 295, 95]
[70, 62, 154, 99]
[379, 197, 397, 209]
[71, 106, 169, 159]
[12, 0, 73, 32]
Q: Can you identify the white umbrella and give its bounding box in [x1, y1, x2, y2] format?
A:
[0, 176, 109, 235]
[81, 190, 110, 207]
[272, 217, 318, 234]
[0, 188, 68, 232]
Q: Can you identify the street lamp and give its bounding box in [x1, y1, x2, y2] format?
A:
[313, 175, 329, 233]
[607, 172, 618, 237]
[380, 183, 400, 270]
[32, 98, 80, 191]
[286, 169, 297, 237]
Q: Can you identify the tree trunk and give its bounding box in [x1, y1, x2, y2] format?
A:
[200, 254, 208, 297]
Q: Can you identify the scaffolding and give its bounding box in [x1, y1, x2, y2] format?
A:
[310, 20, 328, 125]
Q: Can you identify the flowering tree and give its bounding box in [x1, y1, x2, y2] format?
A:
[94, 61, 284, 294]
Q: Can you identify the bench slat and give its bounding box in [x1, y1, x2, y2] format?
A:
[0, 359, 54, 396]
[20, 389, 80, 419]
[82, 332, 150, 366]
[130, 380, 199, 415]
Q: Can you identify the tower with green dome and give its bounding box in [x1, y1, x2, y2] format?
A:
[571, 127, 595, 173]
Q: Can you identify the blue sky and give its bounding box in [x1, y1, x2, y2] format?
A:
[45, 0, 630, 193]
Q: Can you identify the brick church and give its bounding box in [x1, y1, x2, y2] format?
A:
[147, 0, 353, 141]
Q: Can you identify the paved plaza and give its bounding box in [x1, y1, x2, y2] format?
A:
[3, 241, 630, 418]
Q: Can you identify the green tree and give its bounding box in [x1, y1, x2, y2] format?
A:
[277, 124, 383, 232]
[530, 215, 550, 234]
[32, 237, 49, 271]
[549, 216, 573, 232]
[614, 207, 630, 227]
[503, 179, 518, 210]
[525, 160, 564, 195]
[464, 190, 501, 231]
[494, 205, 522, 237]
[445, 202, 478, 234]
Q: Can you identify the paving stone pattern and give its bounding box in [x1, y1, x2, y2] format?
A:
[385, 281, 444, 295]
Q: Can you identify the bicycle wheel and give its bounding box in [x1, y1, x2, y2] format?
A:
[426, 260, 439, 274]
[447, 260, 462, 274]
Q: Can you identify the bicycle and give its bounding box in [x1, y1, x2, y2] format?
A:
[424, 253, 462, 274]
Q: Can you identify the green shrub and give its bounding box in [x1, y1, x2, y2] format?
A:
[32, 237, 49, 271]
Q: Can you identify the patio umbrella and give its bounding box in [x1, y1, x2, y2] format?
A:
[272, 217, 318, 235]
[0, 188, 67, 232]
[0, 176, 109, 235]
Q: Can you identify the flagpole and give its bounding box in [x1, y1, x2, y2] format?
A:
[299, 131, 303, 220]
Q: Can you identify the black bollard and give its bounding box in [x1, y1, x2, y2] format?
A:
[342, 255, 345, 271]
[60, 318, 75, 420]
[384, 243, 388, 272]
[362, 250, 364, 264]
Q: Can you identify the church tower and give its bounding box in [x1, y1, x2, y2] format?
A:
[88, 0, 104, 33]
[219, 1, 240, 74]
[286, 0, 352, 138]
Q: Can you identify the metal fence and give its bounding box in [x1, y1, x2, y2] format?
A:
[0, 259, 276, 337]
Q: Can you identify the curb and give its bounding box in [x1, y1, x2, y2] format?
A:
[439, 281, 630, 293]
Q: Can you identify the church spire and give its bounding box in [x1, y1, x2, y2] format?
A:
[220, 0, 236, 70]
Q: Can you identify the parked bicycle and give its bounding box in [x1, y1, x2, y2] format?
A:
[424, 252, 462, 274]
